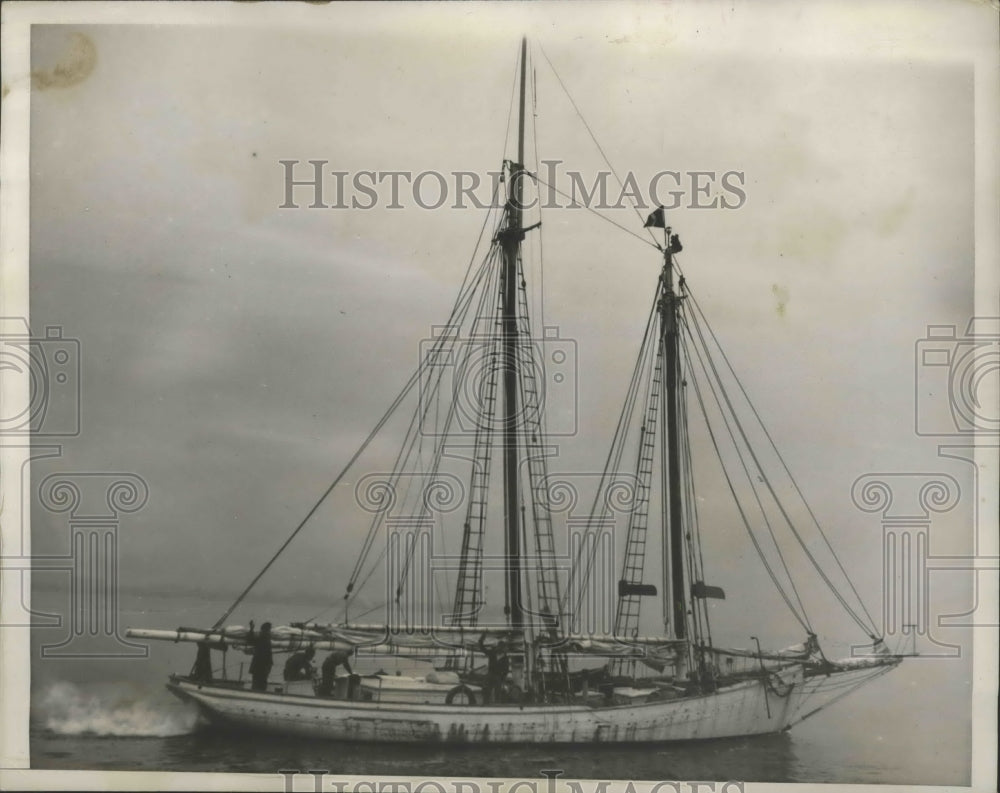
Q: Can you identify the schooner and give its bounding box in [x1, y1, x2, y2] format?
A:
[128, 37, 903, 744]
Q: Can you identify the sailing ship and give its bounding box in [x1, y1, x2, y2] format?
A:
[127, 38, 904, 744]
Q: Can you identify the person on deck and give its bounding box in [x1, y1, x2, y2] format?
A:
[318, 649, 354, 697]
[247, 620, 273, 692]
[478, 632, 510, 704]
[191, 641, 213, 683]
[283, 646, 316, 682]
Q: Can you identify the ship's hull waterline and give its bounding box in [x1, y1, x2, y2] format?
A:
[169, 669, 807, 744]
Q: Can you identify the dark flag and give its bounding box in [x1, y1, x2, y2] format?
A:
[670, 234, 683, 254]
[643, 206, 666, 228]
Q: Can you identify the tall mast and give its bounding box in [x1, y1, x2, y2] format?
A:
[500, 37, 528, 630]
[660, 232, 687, 640]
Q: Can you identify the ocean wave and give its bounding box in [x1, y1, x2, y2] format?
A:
[37, 681, 198, 738]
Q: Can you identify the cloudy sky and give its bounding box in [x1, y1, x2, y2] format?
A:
[16, 2, 992, 661]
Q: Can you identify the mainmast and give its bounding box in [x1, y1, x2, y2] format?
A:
[500, 37, 528, 630]
[660, 231, 687, 640]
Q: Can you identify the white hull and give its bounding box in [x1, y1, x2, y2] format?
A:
[169, 665, 822, 744]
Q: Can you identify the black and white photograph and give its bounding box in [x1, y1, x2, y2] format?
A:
[1, 2, 997, 791]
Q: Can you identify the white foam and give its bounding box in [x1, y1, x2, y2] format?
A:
[38, 681, 198, 738]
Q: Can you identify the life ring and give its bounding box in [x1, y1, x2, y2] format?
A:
[445, 684, 478, 705]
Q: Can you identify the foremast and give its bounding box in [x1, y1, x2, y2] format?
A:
[659, 230, 687, 642]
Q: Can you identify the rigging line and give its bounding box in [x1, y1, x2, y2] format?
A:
[683, 285, 875, 636]
[658, 329, 671, 640]
[568, 290, 660, 617]
[345, 241, 506, 619]
[537, 43, 660, 249]
[432, 400, 451, 613]
[684, 313, 813, 630]
[293, 227, 502, 628]
[684, 289, 880, 637]
[501, 50, 520, 166]
[563, 316, 650, 617]
[614, 322, 659, 586]
[416, 355, 449, 616]
[465, 258, 506, 588]
[345, 189, 505, 590]
[527, 170, 659, 250]
[222, 273, 498, 629]
[346, 247, 497, 590]
[341, 540, 391, 623]
[566, 290, 661, 619]
[798, 667, 892, 699]
[612, 332, 661, 639]
[354, 254, 502, 619]
[683, 310, 813, 630]
[410, 424, 446, 618]
[514, 250, 559, 488]
[514, 294, 559, 610]
[671, 258, 877, 635]
[681, 351, 713, 650]
[349, 603, 385, 623]
[214, 359, 424, 630]
[393, 245, 508, 600]
[392, 250, 506, 600]
[451, 259, 504, 626]
[683, 323, 810, 632]
[677, 349, 708, 648]
[788, 666, 893, 727]
[529, 49, 547, 394]
[513, 269, 570, 633]
[520, 500, 536, 644]
[678, 276, 825, 629]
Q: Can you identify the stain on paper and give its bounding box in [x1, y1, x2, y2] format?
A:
[772, 284, 789, 318]
[32, 32, 97, 91]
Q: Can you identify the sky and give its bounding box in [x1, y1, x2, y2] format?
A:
[22, 3, 985, 642]
[3, 0, 997, 784]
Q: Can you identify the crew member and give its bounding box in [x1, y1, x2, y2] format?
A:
[247, 620, 273, 692]
[319, 649, 354, 697]
[191, 641, 212, 683]
[283, 646, 316, 682]
[478, 632, 510, 704]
